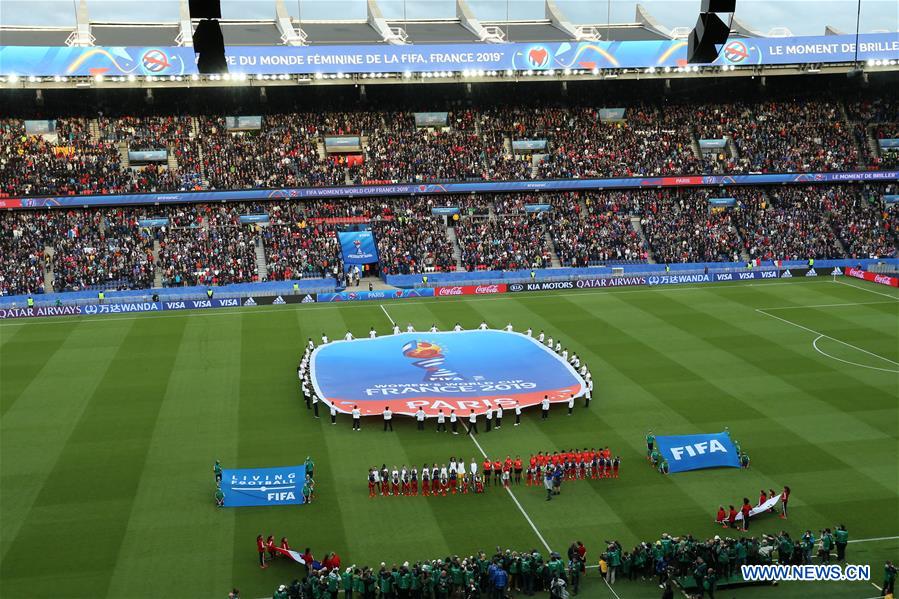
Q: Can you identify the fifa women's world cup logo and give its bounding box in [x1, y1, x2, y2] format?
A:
[402, 341, 462, 382]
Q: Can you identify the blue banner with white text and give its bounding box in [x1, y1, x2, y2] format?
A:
[2, 34, 896, 77]
[221, 465, 307, 507]
[655, 432, 741, 473]
[317, 288, 435, 302]
[2, 170, 897, 210]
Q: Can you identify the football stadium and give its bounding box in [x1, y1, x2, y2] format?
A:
[0, 1, 897, 598]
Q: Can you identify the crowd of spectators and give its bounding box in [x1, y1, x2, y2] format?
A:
[362, 112, 486, 183]
[372, 216, 456, 275]
[2, 184, 895, 296]
[2, 97, 895, 199]
[0, 212, 48, 296]
[97, 115, 192, 151]
[640, 190, 744, 264]
[455, 216, 551, 271]
[263, 223, 341, 282]
[0, 118, 129, 197]
[736, 187, 840, 261]
[157, 225, 259, 287]
[825, 185, 898, 259]
[550, 192, 647, 266]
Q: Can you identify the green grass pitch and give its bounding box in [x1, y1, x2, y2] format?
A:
[1, 278, 897, 599]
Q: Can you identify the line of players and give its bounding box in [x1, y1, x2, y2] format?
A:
[368, 459, 489, 498]
[524, 449, 621, 486]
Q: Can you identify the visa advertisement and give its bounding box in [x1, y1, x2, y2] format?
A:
[310, 330, 585, 417]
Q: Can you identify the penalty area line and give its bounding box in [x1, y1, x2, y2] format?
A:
[462, 423, 553, 555]
[755, 309, 899, 367]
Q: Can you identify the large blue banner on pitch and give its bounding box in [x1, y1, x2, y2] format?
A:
[221, 465, 306, 507]
[311, 330, 585, 417]
[655, 432, 741, 473]
[338, 230, 379, 265]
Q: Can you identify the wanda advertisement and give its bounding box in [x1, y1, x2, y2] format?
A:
[845, 268, 899, 287]
[435, 284, 507, 297]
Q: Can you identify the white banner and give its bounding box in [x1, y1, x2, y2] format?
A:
[736, 494, 781, 521]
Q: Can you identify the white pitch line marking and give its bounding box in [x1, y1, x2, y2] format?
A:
[759, 300, 897, 311]
[755, 309, 899, 367]
[834, 278, 899, 301]
[379, 304, 396, 326]
[463, 423, 553, 555]
[813, 335, 899, 373]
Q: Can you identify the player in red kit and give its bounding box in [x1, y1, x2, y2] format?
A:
[513, 456, 523, 484]
[421, 465, 431, 496]
[257, 535, 268, 569]
[368, 468, 377, 498]
[758, 489, 767, 506]
[266, 535, 276, 562]
[483, 458, 492, 487]
[493, 459, 502, 485]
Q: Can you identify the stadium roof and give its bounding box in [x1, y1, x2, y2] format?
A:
[0, 0, 809, 48]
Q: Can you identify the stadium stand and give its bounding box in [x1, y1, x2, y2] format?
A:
[1, 182, 897, 296]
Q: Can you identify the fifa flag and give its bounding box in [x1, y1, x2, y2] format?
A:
[220, 465, 306, 507]
[338, 230, 379, 265]
[655, 432, 741, 473]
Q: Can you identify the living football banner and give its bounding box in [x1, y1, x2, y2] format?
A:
[220, 465, 306, 507]
[338, 230, 379, 265]
[310, 330, 585, 416]
[655, 432, 741, 473]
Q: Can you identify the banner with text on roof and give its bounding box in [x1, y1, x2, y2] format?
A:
[655, 432, 741, 473]
[220, 465, 306, 507]
[310, 330, 585, 417]
[0, 34, 897, 77]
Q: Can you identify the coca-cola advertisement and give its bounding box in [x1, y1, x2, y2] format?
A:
[435, 284, 508, 296]
[845, 268, 899, 287]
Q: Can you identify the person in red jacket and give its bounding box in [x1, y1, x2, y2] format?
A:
[780, 486, 791, 519]
[728, 505, 738, 529]
[740, 498, 752, 532]
[280, 537, 290, 553]
[266, 535, 276, 562]
[513, 456, 523, 484]
[256, 535, 268, 569]
[758, 489, 767, 506]
[716, 506, 728, 528]
[301, 547, 314, 568]
[482, 458, 492, 487]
